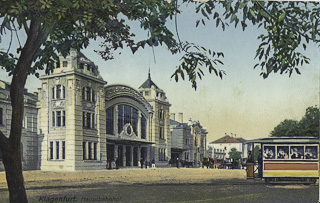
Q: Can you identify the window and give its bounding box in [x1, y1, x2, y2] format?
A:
[50, 142, 53, 160]
[52, 111, 65, 127]
[79, 63, 84, 69]
[83, 112, 95, 129]
[159, 148, 166, 161]
[82, 87, 95, 102]
[87, 64, 91, 71]
[56, 141, 60, 159]
[83, 142, 97, 160]
[141, 116, 146, 139]
[117, 105, 139, 135]
[158, 109, 165, 120]
[305, 146, 318, 159]
[83, 142, 86, 160]
[63, 61, 68, 67]
[159, 127, 164, 139]
[145, 91, 150, 96]
[106, 107, 114, 135]
[52, 85, 66, 99]
[49, 141, 65, 160]
[52, 112, 55, 126]
[0, 108, 3, 125]
[263, 146, 275, 159]
[94, 143, 97, 160]
[62, 141, 65, 159]
[290, 146, 304, 159]
[88, 142, 92, 160]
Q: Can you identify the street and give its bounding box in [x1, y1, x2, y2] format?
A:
[0, 169, 318, 203]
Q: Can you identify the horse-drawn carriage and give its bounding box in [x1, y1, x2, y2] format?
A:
[202, 157, 214, 168]
[180, 160, 193, 167]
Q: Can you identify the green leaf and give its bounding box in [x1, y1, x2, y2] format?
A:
[278, 12, 286, 22]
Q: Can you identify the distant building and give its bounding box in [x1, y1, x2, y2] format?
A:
[209, 133, 250, 167]
[170, 114, 207, 167]
[0, 80, 39, 170]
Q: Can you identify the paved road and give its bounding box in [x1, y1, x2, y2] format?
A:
[1, 180, 318, 203]
[0, 169, 318, 202]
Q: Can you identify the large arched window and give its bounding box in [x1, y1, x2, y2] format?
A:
[106, 106, 114, 135]
[52, 85, 65, 99]
[118, 105, 138, 135]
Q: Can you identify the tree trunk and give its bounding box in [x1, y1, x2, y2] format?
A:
[0, 18, 47, 203]
[2, 142, 27, 203]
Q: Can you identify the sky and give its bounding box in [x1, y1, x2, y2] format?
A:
[0, 2, 319, 143]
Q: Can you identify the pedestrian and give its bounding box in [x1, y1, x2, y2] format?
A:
[115, 157, 119, 169]
[247, 151, 253, 163]
[176, 157, 179, 168]
[151, 158, 155, 169]
[258, 150, 262, 178]
[140, 158, 144, 169]
[107, 158, 111, 170]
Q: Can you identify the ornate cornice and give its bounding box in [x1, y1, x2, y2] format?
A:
[104, 84, 153, 112]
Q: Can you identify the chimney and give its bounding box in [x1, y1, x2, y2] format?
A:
[231, 133, 233, 137]
[170, 113, 175, 121]
[178, 113, 183, 123]
[235, 134, 237, 138]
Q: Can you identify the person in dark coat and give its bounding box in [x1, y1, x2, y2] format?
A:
[115, 157, 119, 169]
[140, 158, 144, 169]
[176, 157, 179, 168]
[258, 150, 262, 178]
[247, 151, 253, 163]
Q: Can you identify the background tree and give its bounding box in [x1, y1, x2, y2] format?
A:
[270, 119, 300, 137]
[228, 148, 242, 169]
[270, 106, 320, 137]
[298, 106, 320, 138]
[0, 0, 319, 202]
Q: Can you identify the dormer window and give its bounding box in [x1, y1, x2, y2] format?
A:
[79, 63, 84, 69]
[82, 87, 95, 102]
[52, 85, 66, 99]
[63, 61, 68, 67]
[145, 91, 150, 96]
[87, 64, 91, 71]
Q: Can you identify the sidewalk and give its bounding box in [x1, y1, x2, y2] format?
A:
[0, 168, 247, 190]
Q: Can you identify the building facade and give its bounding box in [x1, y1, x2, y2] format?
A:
[0, 50, 209, 171]
[209, 133, 249, 167]
[0, 80, 39, 170]
[39, 50, 107, 170]
[170, 114, 208, 167]
[138, 72, 171, 167]
[105, 84, 154, 168]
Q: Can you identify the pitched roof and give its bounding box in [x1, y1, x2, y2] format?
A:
[139, 70, 158, 89]
[210, 135, 242, 144]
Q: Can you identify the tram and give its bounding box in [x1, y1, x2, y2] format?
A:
[247, 137, 319, 183]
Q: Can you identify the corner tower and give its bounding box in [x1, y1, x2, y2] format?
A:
[39, 50, 107, 170]
[139, 70, 171, 167]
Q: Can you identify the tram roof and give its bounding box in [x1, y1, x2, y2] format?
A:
[245, 137, 320, 144]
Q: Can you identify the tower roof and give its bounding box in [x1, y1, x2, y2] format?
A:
[139, 69, 159, 89]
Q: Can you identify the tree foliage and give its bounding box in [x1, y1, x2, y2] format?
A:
[189, 0, 320, 80]
[228, 147, 242, 162]
[270, 106, 320, 137]
[0, 0, 319, 202]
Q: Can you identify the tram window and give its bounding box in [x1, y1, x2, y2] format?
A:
[264, 146, 275, 159]
[290, 146, 304, 159]
[305, 146, 318, 159]
[277, 146, 289, 159]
